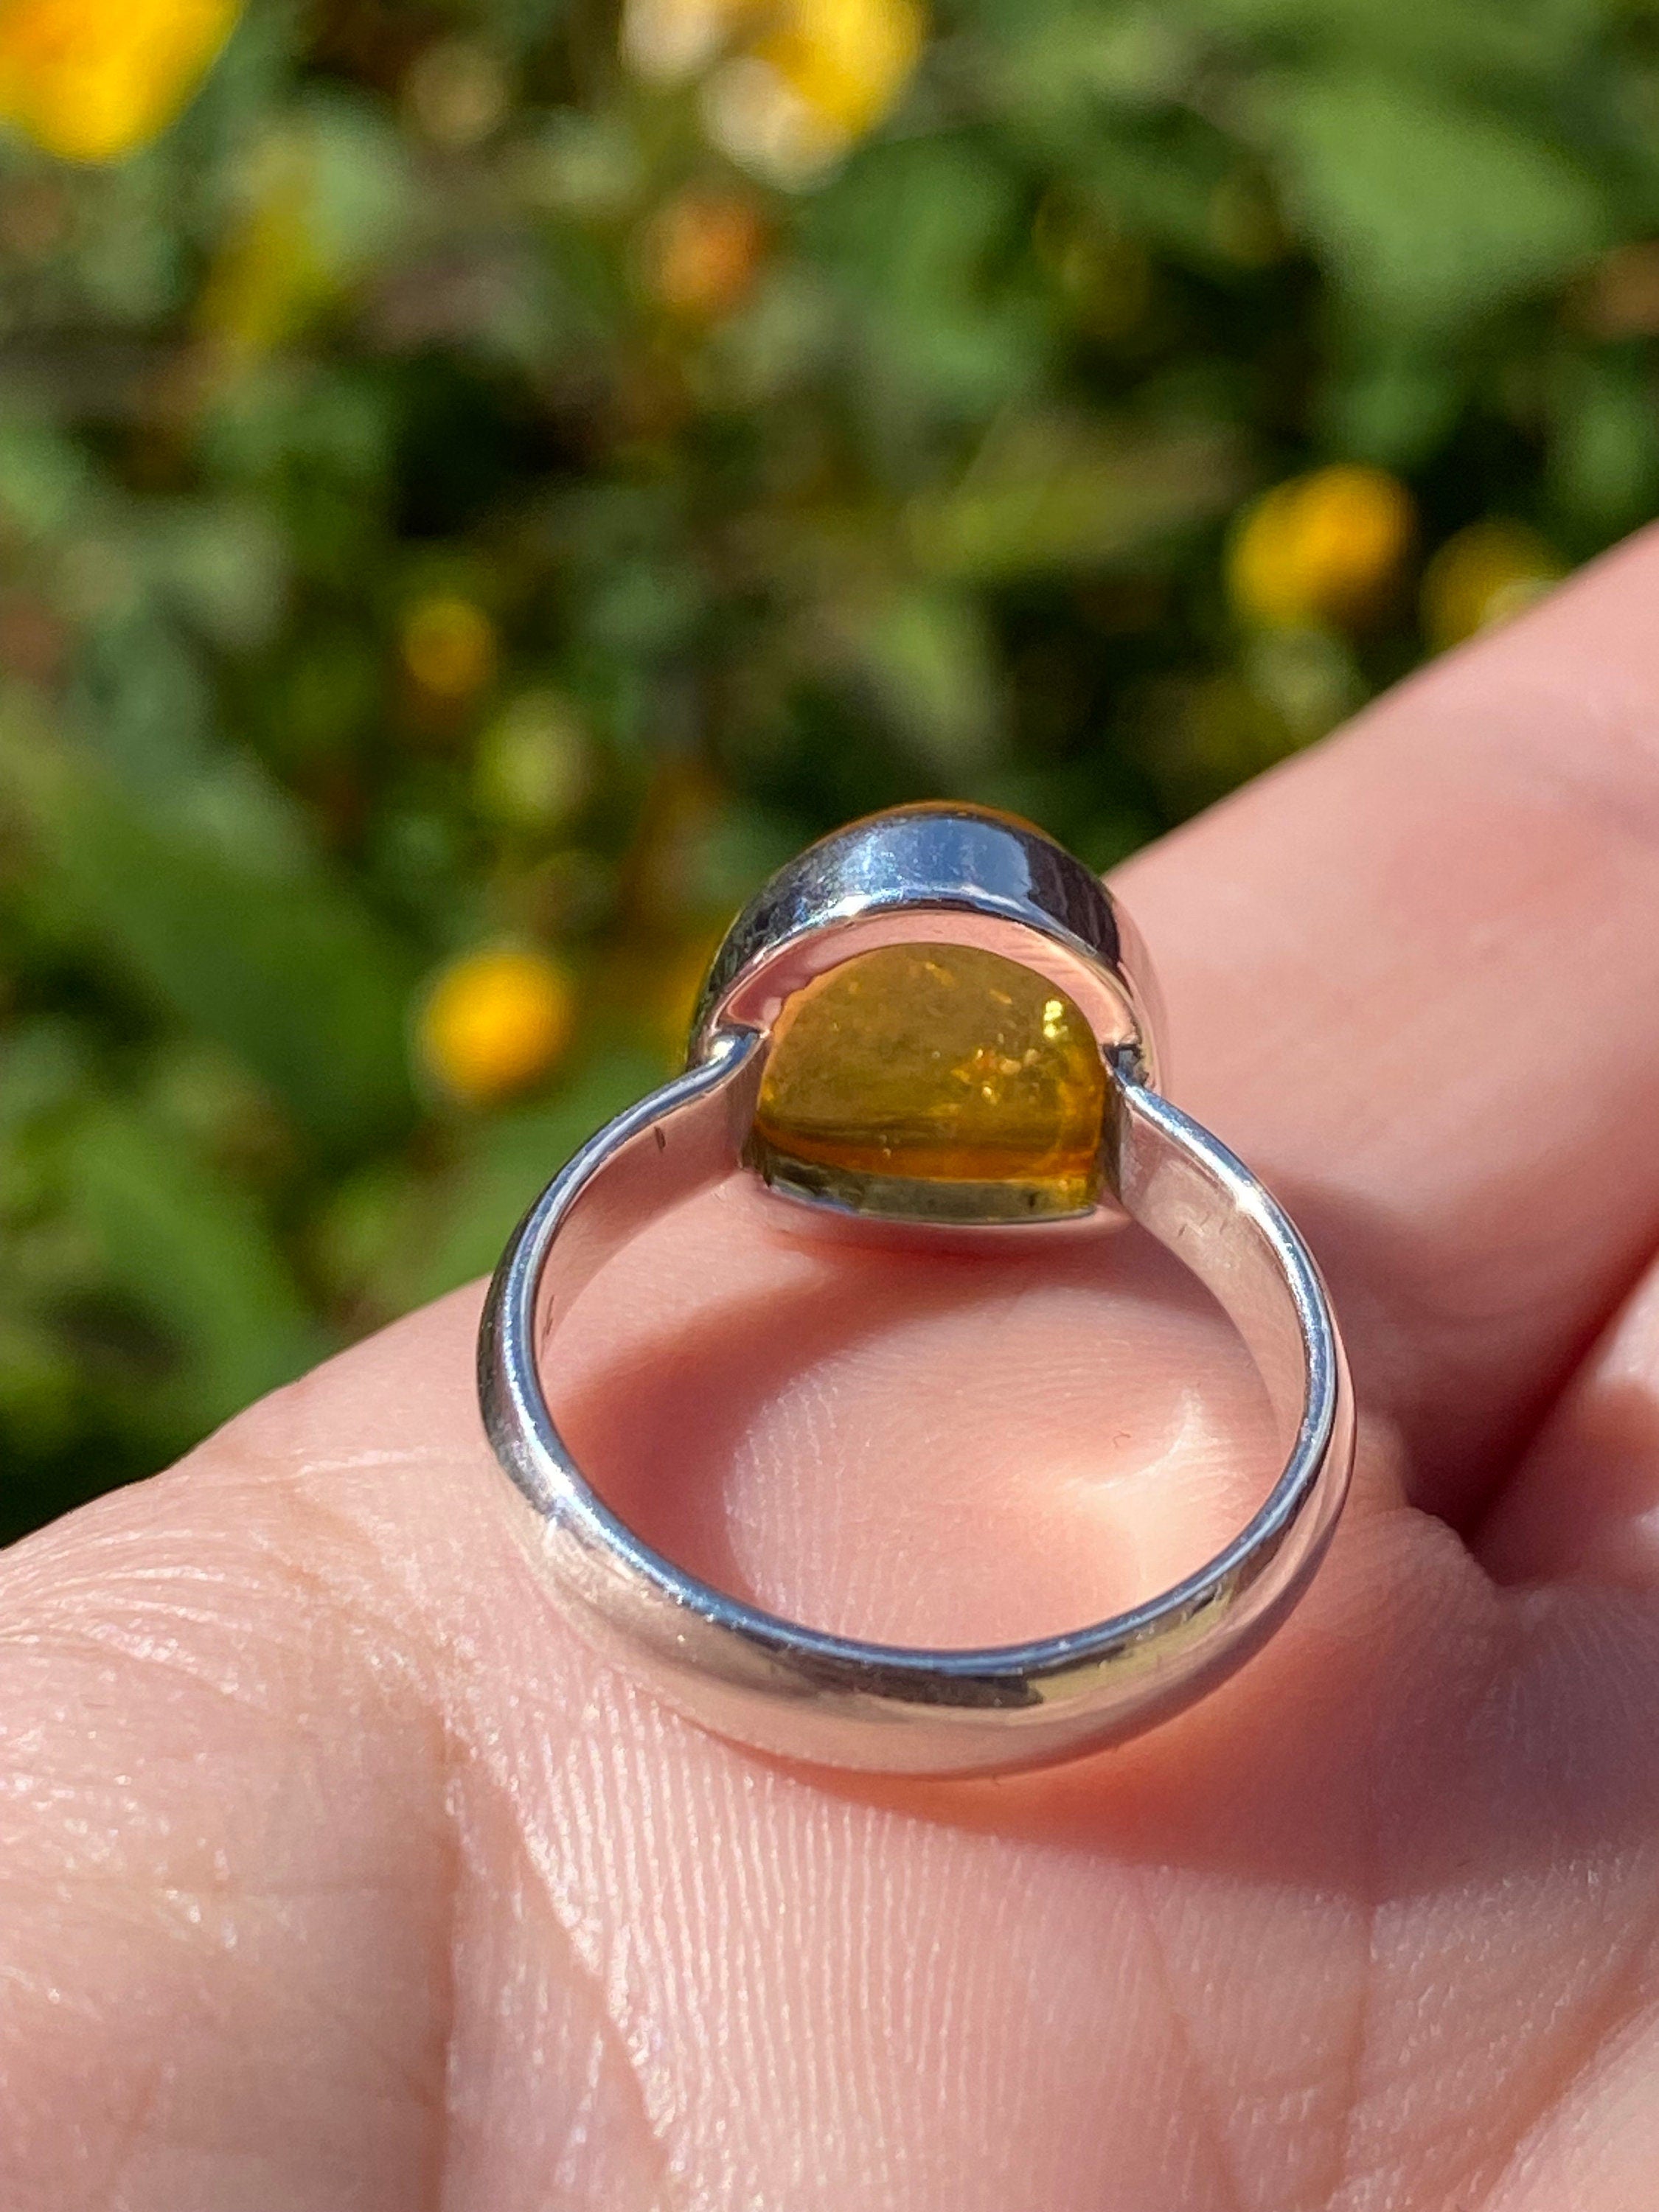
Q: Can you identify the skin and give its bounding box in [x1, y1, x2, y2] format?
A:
[6, 532, 1659, 2211]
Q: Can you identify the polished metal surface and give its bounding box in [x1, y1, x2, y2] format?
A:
[479, 803, 1354, 1775]
[689, 801, 1165, 1097]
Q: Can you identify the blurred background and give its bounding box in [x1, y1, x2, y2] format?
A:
[0, 0, 1655, 1539]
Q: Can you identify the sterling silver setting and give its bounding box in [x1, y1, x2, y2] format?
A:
[479, 804, 1354, 1775]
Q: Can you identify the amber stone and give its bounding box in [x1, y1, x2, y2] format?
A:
[748, 942, 1109, 1222]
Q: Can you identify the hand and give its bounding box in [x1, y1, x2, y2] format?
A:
[7, 532, 1659, 2212]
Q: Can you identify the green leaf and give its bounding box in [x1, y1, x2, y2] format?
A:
[904, 414, 1247, 582]
[1550, 355, 1659, 536]
[294, 90, 416, 276]
[0, 422, 96, 540]
[2, 719, 417, 1158]
[1266, 72, 1609, 333]
[827, 588, 1004, 775]
[1069, 127, 1243, 270]
[59, 1101, 323, 1436]
[807, 136, 1046, 427]
[1189, 0, 1604, 87]
[1318, 338, 1466, 467]
[144, 499, 289, 650]
[991, 4, 1201, 121]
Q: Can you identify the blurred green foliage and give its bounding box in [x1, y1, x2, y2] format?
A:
[1, 0, 1657, 1537]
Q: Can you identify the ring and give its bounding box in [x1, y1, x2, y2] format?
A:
[479, 804, 1354, 1775]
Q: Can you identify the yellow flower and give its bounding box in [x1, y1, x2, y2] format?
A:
[0, 0, 239, 164]
[644, 188, 768, 319]
[1228, 464, 1415, 632]
[418, 947, 576, 1106]
[400, 597, 498, 704]
[1421, 520, 1566, 651]
[751, 0, 925, 142]
[625, 0, 925, 182]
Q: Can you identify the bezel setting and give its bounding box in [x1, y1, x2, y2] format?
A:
[689, 802, 1164, 1090]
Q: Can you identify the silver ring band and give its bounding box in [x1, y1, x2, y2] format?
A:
[479, 806, 1354, 1775]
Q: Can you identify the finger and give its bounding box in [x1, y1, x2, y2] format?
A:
[1118, 521, 1659, 1521]
[0, 1394, 457, 2208]
[8, 1273, 1658, 2212]
[1476, 1253, 1659, 1590]
[0, 1283, 1492, 2212]
[0, 1295, 680, 2212]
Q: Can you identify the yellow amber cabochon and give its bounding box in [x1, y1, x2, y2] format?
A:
[749, 942, 1110, 1222]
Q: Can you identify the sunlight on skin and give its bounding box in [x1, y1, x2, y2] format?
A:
[558, 1183, 1276, 1644]
[1484, 1265, 1659, 1593]
[7, 529, 1659, 2207]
